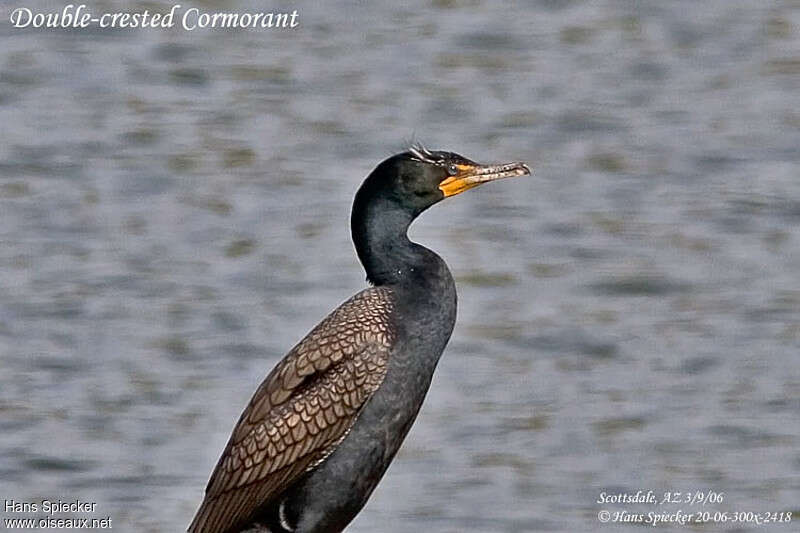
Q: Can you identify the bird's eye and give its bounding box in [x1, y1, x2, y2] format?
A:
[447, 164, 458, 176]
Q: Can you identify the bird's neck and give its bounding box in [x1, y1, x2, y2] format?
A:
[351, 196, 447, 289]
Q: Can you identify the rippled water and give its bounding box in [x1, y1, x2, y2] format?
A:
[1, 1, 799, 532]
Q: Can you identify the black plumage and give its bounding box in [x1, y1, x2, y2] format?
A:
[189, 146, 530, 533]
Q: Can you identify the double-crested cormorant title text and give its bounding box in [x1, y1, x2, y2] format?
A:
[9, 4, 299, 31]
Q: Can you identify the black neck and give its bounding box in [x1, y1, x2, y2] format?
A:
[351, 194, 443, 288]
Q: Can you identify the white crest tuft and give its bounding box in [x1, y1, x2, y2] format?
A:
[408, 142, 441, 164]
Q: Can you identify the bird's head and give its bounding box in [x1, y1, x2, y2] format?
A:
[359, 144, 531, 216]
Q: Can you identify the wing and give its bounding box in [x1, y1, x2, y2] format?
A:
[188, 287, 395, 533]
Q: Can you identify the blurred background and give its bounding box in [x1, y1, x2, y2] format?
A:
[1, 1, 799, 531]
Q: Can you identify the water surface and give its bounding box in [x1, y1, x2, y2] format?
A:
[1, 1, 799, 531]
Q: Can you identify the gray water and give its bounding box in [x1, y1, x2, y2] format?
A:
[1, 1, 799, 532]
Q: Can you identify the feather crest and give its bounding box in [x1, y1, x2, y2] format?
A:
[408, 142, 441, 164]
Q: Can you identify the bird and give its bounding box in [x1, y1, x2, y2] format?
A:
[188, 144, 530, 533]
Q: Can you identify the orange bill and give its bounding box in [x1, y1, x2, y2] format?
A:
[439, 161, 531, 197]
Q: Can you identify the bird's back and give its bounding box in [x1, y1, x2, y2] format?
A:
[188, 287, 396, 533]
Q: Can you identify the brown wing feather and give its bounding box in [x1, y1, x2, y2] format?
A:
[188, 287, 395, 533]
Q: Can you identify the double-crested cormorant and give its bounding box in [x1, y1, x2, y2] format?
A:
[189, 145, 530, 533]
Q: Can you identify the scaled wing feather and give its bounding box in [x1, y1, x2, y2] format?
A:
[188, 288, 395, 533]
